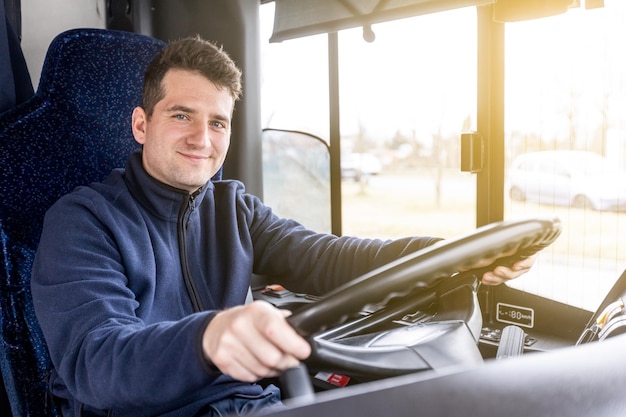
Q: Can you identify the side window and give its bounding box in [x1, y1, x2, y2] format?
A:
[262, 129, 331, 233]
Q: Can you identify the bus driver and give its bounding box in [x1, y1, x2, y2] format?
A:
[31, 35, 535, 417]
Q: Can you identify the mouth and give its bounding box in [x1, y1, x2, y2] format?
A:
[179, 152, 209, 162]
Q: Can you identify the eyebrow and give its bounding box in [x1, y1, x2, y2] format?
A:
[164, 105, 196, 114]
[164, 105, 231, 124]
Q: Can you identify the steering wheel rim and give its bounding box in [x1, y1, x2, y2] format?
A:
[287, 216, 561, 337]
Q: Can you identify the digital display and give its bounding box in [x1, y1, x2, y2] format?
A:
[496, 302, 534, 328]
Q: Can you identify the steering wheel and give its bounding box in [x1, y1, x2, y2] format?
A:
[287, 216, 562, 338]
[280, 217, 561, 399]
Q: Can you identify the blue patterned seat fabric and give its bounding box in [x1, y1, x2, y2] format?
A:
[0, 28, 166, 416]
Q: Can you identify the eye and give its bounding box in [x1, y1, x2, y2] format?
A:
[174, 114, 190, 121]
[210, 120, 227, 129]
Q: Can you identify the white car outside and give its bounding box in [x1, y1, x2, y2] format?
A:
[341, 153, 382, 180]
[508, 150, 626, 211]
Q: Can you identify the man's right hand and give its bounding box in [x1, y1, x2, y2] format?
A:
[202, 300, 311, 382]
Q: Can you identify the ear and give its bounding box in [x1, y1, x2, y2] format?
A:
[131, 106, 148, 145]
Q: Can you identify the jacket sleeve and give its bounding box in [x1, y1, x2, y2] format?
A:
[243, 193, 442, 296]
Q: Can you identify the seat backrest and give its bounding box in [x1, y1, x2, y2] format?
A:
[0, 28, 165, 416]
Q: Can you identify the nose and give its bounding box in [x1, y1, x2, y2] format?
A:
[187, 123, 212, 149]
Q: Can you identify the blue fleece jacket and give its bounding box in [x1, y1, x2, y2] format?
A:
[30, 149, 439, 416]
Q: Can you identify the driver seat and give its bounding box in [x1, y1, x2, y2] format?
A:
[0, 28, 165, 416]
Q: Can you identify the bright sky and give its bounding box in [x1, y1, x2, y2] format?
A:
[260, 5, 476, 143]
[504, 1, 626, 151]
[260, 1, 626, 157]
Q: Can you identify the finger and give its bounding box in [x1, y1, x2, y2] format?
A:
[209, 332, 265, 381]
[481, 258, 535, 285]
[243, 329, 301, 374]
[493, 261, 532, 279]
[512, 254, 536, 271]
[255, 305, 311, 361]
[235, 303, 310, 371]
[481, 272, 506, 285]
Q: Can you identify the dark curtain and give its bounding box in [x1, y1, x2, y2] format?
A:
[1, 0, 33, 114]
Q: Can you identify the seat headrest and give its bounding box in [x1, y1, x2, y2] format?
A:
[0, 28, 166, 247]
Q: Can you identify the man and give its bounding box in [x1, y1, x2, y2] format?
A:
[31, 36, 534, 417]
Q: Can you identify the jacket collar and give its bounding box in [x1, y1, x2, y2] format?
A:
[123, 149, 212, 222]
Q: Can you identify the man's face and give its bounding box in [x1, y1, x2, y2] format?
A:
[132, 69, 234, 192]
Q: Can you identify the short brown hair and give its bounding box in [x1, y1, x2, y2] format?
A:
[142, 35, 243, 117]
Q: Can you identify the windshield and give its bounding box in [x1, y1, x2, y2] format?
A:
[504, 1, 626, 311]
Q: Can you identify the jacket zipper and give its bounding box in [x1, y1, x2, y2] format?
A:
[178, 193, 204, 312]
